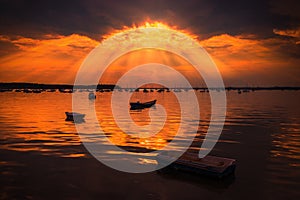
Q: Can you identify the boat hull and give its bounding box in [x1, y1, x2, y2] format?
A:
[158, 152, 236, 179]
[65, 112, 85, 121]
[130, 100, 156, 110]
[88, 93, 96, 100]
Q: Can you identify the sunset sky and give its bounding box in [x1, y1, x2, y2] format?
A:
[0, 0, 299, 86]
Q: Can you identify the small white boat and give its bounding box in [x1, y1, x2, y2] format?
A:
[173, 88, 182, 92]
[88, 92, 96, 100]
[59, 89, 73, 93]
[65, 112, 85, 121]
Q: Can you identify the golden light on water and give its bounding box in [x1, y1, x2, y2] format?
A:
[96, 91, 184, 151]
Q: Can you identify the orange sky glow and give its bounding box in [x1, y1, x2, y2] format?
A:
[0, 22, 299, 86]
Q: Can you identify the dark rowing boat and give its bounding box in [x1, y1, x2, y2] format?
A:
[65, 112, 85, 121]
[130, 99, 156, 110]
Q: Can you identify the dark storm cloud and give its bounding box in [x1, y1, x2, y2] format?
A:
[0, 0, 111, 38]
[0, 0, 299, 40]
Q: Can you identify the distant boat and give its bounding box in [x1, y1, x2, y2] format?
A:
[65, 112, 85, 121]
[130, 99, 157, 110]
[88, 92, 96, 100]
[158, 152, 236, 179]
[23, 89, 33, 93]
[32, 89, 42, 93]
[59, 89, 72, 93]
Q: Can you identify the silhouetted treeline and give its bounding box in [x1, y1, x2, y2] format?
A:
[0, 83, 299, 91]
[0, 83, 117, 90]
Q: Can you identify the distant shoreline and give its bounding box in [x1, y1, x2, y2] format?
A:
[0, 83, 117, 90]
[0, 82, 299, 91]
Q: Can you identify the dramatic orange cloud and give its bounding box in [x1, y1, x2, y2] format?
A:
[0, 34, 99, 83]
[273, 28, 300, 45]
[0, 27, 299, 86]
[273, 28, 300, 38]
[200, 34, 300, 85]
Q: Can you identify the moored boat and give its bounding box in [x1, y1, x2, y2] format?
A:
[158, 152, 236, 179]
[32, 89, 42, 93]
[23, 89, 33, 93]
[65, 112, 85, 121]
[173, 88, 182, 92]
[59, 89, 73, 93]
[88, 92, 96, 100]
[130, 99, 156, 110]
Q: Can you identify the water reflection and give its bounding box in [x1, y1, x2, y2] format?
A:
[95, 91, 184, 151]
[0, 91, 299, 174]
[1, 90, 300, 199]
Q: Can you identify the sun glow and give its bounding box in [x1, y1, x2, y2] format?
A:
[73, 20, 227, 172]
[1, 20, 297, 85]
[85, 21, 209, 87]
[102, 21, 198, 41]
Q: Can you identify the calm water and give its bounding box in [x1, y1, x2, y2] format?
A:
[0, 90, 299, 199]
